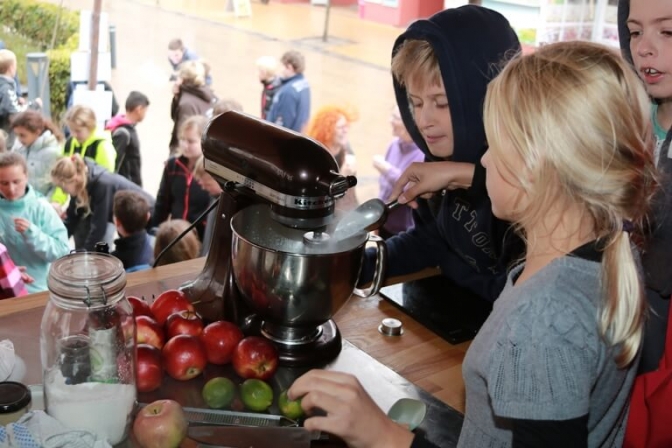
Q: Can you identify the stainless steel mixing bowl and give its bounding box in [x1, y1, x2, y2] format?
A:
[230, 204, 386, 329]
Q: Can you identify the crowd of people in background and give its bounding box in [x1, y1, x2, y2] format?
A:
[0, 36, 421, 299]
[1, 2, 671, 445]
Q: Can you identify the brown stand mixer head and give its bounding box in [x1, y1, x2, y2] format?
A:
[180, 111, 361, 366]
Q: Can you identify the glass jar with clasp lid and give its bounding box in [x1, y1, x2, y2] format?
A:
[40, 252, 136, 446]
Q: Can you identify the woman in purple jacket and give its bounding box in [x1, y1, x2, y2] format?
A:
[373, 105, 425, 239]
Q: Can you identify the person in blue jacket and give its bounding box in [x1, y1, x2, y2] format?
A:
[0, 152, 69, 293]
[265, 50, 311, 132]
[358, 5, 522, 305]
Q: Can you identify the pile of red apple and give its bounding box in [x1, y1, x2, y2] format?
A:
[130, 290, 280, 393]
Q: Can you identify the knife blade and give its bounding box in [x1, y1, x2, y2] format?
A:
[138, 403, 298, 427]
[188, 425, 334, 448]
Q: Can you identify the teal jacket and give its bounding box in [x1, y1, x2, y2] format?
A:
[0, 186, 70, 293]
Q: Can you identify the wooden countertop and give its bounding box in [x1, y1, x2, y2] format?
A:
[0, 258, 467, 414]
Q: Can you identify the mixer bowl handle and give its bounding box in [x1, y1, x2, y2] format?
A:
[352, 234, 387, 298]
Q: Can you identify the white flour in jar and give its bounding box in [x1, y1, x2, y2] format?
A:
[44, 369, 136, 445]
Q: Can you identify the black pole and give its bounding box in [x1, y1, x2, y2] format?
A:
[322, 0, 331, 43]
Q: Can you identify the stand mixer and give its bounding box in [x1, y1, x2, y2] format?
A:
[180, 111, 386, 367]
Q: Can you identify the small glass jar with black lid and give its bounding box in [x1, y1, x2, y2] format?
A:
[0, 381, 31, 425]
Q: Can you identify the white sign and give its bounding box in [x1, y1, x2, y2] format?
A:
[79, 10, 110, 52]
[71, 89, 113, 127]
[70, 51, 112, 82]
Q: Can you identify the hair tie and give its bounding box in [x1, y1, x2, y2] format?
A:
[622, 220, 634, 234]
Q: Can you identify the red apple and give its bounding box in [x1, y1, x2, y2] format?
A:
[200, 321, 244, 365]
[133, 399, 187, 448]
[135, 315, 165, 350]
[136, 344, 163, 393]
[165, 310, 204, 339]
[150, 290, 194, 326]
[128, 296, 153, 318]
[232, 336, 279, 380]
[162, 334, 207, 381]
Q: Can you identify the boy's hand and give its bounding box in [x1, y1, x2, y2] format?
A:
[13, 218, 31, 234]
[389, 161, 475, 208]
[288, 370, 414, 448]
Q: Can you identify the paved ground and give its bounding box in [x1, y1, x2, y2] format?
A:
[50, 0, 407, 202]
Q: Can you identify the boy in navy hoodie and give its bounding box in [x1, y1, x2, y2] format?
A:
[618, 0, 672, 373]
[359, 6, 522, 305]
[288, 7, 521, 448]
[111, 190, 153, 271]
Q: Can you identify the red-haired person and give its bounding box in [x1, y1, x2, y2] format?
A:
[304, 105, 358, 211]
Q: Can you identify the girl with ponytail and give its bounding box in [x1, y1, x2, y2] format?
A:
[51, 154, 154, 251]
[460, 40, 657, 447]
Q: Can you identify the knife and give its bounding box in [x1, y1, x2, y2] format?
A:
[187, 425, 341, 448]
[139, 403, 298, 427]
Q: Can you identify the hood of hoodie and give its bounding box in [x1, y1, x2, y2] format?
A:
[27, 130, 59, 152]
[180, 84, 215, 103]
[617, 0, 633, 64]
[392, 5, 520, 164]
[85, 158, 107, 186]
[0, 75, 14, 92]
[105, 114, 134, 131]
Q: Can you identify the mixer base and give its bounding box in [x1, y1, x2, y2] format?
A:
[241, 316, 342, 367]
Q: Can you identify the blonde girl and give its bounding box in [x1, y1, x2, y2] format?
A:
[63, 105, 116, 171]
[456, 40, 656, 447]
[169, 61, 215, 153]
[151, 115, 211, 240]
[51, 153, 153, 251]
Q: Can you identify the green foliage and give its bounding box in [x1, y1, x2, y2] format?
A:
[47, 48, 72, 121]
[0, 0, 79, 49]
[517, 28, 537, 45]
[0, 0, 79, 118]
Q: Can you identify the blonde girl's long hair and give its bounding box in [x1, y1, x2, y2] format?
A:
[51, 154, 90, 215]
[483, 41, 658, 368]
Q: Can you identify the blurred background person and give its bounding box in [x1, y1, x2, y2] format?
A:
[266, 50, 311, 132]
[105, 91, 150, 187]
[255, 56, 281, 120]
[373, 105, 424, 239]
[167, 38, 212, 85]
[0, 152, 69, 293]
[10, 110, 63, 203]
[169, 61, 215, 154]
[153, 219, 201, 267]
[209, 97, 243, 119]
[152, 115, 211, 240]
[304, 105, 358, 211]
[51, 153, 154, 251]
[112, 190, 153, 272]
[0, 242, 28, 299]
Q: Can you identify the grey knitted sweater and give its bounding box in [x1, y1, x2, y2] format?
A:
[458, 253, 638, 447]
